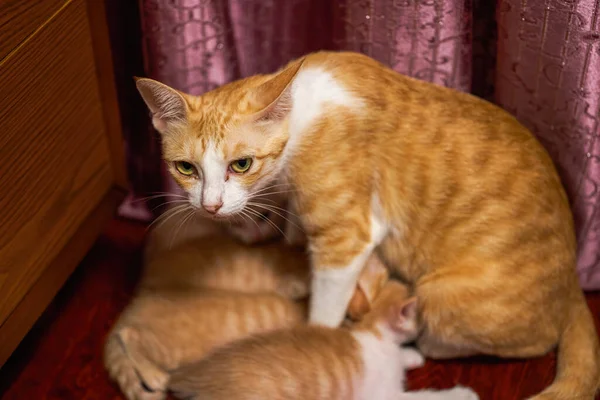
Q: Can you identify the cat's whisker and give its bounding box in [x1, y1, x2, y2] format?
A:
[249, 183, 293, 196]
[151, 199, 190, 212]
[248, 197, 279, 206]
[157, 206, 194, 233]
[247, 201, 300, 218]
[149, 203, 188, 224]
[247, 202, 304, 233]
[180, 209, 197, 239]
[169, 209, 196, 249]
[259, 198, 279, 205]
[239, 209, 262, 233]
[249, 189, 297, 199]
[247, 201, 303, 221]
[132, 193, 188, 203]
[147, 206, 187, 231]
[147, 204, 191, 232]
[245, 207, 290, 242]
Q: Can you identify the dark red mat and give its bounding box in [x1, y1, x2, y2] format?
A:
[0, 218, 598, 400]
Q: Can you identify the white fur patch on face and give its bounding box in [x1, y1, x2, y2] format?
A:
[286, 68, 364, 155]
[187, 140, 249, 217]
[201, 142, 227, 207]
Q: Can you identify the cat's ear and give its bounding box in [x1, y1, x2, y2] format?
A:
[135, 77, 189, 134]
[249, 58, 305, 122]
[388, 297, 418, 334]
[346, 255, 389, 321]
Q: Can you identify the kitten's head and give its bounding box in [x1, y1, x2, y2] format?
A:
[134, 60, 303, 220]
[353, 276, 418, 344]
[346, 254, 390, 321]
[378, 283, 418, 342]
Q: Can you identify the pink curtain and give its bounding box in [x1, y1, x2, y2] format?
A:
[126, 0, 600, 290]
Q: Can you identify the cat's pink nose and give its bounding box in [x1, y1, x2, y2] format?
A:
[203, 202, 222, 214]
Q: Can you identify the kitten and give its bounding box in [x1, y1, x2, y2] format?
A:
[105, 208, 385, 400]
[135, 50, 600, 399]
[168, 280, 478, 400]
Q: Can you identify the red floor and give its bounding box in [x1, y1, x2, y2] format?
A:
[0, 218, 599, 400]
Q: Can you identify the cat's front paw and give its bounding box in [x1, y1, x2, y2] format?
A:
[446, 386, 479, 400]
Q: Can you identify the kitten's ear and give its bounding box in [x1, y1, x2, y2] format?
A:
[346, 255, 389, 321]
[389, 297, 418, 333]
[250, 58, 305, 122]
[347, 286, 370, 321]
[135, 77, 189, 134]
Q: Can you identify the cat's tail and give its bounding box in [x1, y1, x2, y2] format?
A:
[103, 328, 167, 400]
[528, 297, 600, 400]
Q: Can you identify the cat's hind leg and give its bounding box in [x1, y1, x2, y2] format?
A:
[414, 264, 560, 360]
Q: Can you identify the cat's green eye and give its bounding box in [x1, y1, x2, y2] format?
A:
[175, 161, 196, 176]
[230, 158, 253, 174]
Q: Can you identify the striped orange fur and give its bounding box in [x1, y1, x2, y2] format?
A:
[104, 209, 387, 400]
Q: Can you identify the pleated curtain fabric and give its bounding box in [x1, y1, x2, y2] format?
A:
[127, 0, 600, 290]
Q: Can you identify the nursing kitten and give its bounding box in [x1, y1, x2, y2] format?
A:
[105, 208, 385, 400]
[136, 50, 600, 399]
[168, 280, 478, 400]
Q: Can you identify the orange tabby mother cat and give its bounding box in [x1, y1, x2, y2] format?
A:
[135, 51, 600, 399]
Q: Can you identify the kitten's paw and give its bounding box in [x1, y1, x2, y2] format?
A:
[104, 334, 167, 400]
[116, 328, 170, 393]
[399, 347, 425, 369]
[446, 386, 479, 400]
[127, 385, 166, 400]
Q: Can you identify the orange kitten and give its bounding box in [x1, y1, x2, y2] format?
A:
[136, 50, 600, 399]
[105, 209, 385, 400]
[168, 281, 478, 400]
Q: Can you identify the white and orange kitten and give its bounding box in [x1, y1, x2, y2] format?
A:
[168, 281, 479, 400]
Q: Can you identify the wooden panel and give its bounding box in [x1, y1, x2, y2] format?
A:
[0, 0, 114, 325]
[86, 0, 128, 190]
[0, 0, 66, 61]
[0, 189, 125, 367]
